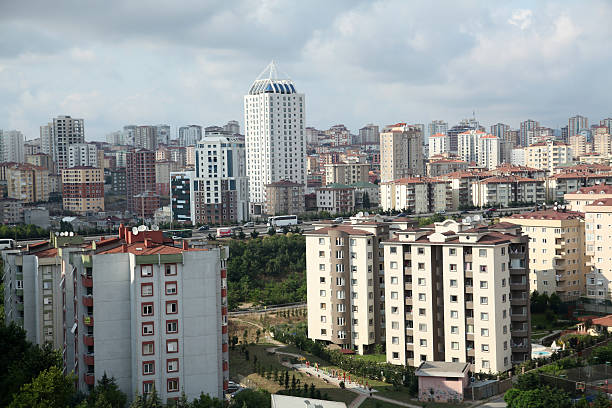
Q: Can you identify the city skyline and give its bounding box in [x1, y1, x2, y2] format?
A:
[1, 1, 612, 140]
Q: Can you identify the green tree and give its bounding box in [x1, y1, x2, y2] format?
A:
[230, 389, 270, 408]
[192, 392, 224, 408]
[250, 230, 259, 239]
[504, 386, 571, 408]
[362, 192, 371, 209]
[267, 228, 276, 236]
[8, 366, 75, 408]
[88, 373, 127, 408]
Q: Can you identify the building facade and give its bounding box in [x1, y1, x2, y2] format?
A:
[68, 143, 98, 168]
[265, 180, 305, 216]
[40, 115, 85, 170]
[380, 123, 424, 183]
[0, 130, 25, 163]
[524, 141, 572, 173]
[244, 62, 305, 215]
[324, 162, 370, 185]
[380, 178, 451, 213]
[62, 167, 105, 214]
[316, 186, 356, 215]
[170, 171, 195, 224]
[126, 149, 158, 218]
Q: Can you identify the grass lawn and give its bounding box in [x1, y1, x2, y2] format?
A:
[373, 385, 416, 404]
[531, 313, 577, 331]
[351, 353, 387, 363]
[360, 398, 404, 408]
[531, 331, 551, 340]
[229, 344, 358, 405]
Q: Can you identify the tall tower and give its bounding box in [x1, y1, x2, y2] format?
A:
[40, 115, 85, 170]
[244, 61, 305, 215]
[568, 115, 588, 138]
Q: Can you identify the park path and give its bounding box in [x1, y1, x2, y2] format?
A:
[231, 317, 283, 345]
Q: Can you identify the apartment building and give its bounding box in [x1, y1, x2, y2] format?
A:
[471, 177, 545, 207]
[324, 162, 370, 185]
[2, 227, 229, 401]
[525, 141, 573, 174]
[439, 172, 481, 210]
[26, 153, 56, 173]
[584, 199, 612, 301]
[570, 134, 592, 158]
[564, 184, 612, 212]
[0, 129, 25, 163]
[316, 185, 356, 214]
[380, 178, 451, 213]
[593, 127, 611, 157]
[126, 149, 158, 218]
[383, 219, 530, 373]
[265, 180, 305, 216]
[380, 123, 424, 182]
[155, 161, 181, 197]
[40, 115, 85, 170]
[170, 171, 195, 223]
[61, 167, 105, 214]
[0, 199, 24, 224]
[502, 210, 587, 300]
[547, 172, 612, 203]
[305, 222, 388, 354]
[426, 159, 468, 177]
[5, 163, 50, 203]
[428, 133, 447, 157]
[68, 143, 98, 168]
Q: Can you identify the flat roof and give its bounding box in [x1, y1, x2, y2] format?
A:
[415, 361, 469, 378]
[271, 395, 347, 408]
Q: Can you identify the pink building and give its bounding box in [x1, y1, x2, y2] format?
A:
[415, 361, 470, 403]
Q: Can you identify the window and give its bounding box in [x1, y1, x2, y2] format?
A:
[418, 323, 427, 332]
[419, 339, 427, 346]
[165, 264, 177, 276]
[320, 316, 327, 323]
[451, 342, 459, 350]
[392, 336, 399, 345]
[319, 238, 324, 245]
[481, 328, 489, 336]
[336, 250, 344, 259]
[451, 326, 458, 334]
[141, 283, 153, 297]
[450, 279, 457, 287]
[418, 263, 425, 270]
[503, 325, 507, 334]
[350, 239, 356, 246]
[142, 341, 154, 355]
[480, 281, 488, 289]
[338, 290, 346, 299]
[450, 295, 458, 302]
[481, 312, 489, 321]
[165, 282, 177, 295]
[480, 265, 487, 273]
[337, 304, 345, 312]
[166, 301, 178, 314]
[392, 352, 399, 359]
[480, 296, 488, 305]
[417, 247, 424, 254]
[390, 277, 398, 284]
[167, 339, 179, 353]
[141, 265, 153, 277]
[419, 308, 426, 316]
[336, 264, 345, 273]
[321, 329, 327, 335]
[167, 359, 179, 373]
[143, 381, 154, 395]
[392, 321, 399, 329]
[482, 360, 490, 369]
[479, 249, 486, 257]
[449, 264, 457, 271]
[320, 277, 326, 283]
[449, 248, 456, 256]
[143, 361, 155, 375]
[481, 344, 489, 352]
[418, 293, 426, 301]
[501, 278, 506, 287]
[450, 310, 458, 318]
[142, 322, 154, 336]
[504, 341, 508, 350]
[319, 251, 325, 257]
[391, 307, 398, 314]
[167, 378, 179, 392]
[390, 261, 398, 269]
[418, 278, 426, 286]
[319, 264, 325, 271]
[390, 246, 397, 253]
[391, 291, 398, 299]
[166, 320, 178, 334]
[320, 303, 326, 310]
[142, 303, 154, 316]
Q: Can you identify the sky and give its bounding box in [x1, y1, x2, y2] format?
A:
[1, 0, 611, 141]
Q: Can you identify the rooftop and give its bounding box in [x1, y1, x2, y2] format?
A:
[505, 209, 584, 221]
[248, 61, 297, 95]
[415, 361, 470, 378]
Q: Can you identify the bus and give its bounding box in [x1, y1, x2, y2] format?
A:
[267, 215, 298, 228]
[216, 227, 233, 238]
[0, 239, 15, 249]
[162, 229, 193, 239]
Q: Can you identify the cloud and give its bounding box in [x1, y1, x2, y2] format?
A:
[0, 0, 611, 141]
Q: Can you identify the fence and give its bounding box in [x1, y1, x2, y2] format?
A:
[464, 378, 513, 400]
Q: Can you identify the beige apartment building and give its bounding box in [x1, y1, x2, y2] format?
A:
[383, 219, 530, 372]
[316, 185, 356, 214]
[380, 123, 424, 182]
[593, 128, 611, 157]
[61, 167, 105, 214]
[584, 198, 612, 301]
[265, 180, 305, 216]
[525, 141, 572, 173]
[471, 176, 545, 207]
[565, 184, 612, 212]
[502, 210, 587, 300]
[305, 222, 388, 354]
[570, 134, 592, 158]
[5, 164, 50, 203]
[379, 178, 451, 213]
[324, 162, 370, 185]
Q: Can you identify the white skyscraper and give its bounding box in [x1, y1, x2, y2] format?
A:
[68, 143, 98, 168]
[244, 62, 305, 215]
[0, 130, 25, 163]
[40, 115, 85, 169]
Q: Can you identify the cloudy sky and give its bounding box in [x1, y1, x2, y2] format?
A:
[1, 0, 611, 141]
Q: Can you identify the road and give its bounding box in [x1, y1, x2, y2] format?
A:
[477, 396, 507, 407]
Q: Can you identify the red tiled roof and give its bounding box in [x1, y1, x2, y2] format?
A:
[505, 209, 584, 221]
[592, 315, 612, 327]
[304, 225, 373, 236]
[479, 176, 539, 184]
[570, 184, 612, 195]
[97, 243, 207, 255]
[586, 198, 612, 207]
[33, 248, 58, 258]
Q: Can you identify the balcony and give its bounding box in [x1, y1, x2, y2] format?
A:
[84, 373, 95, 386]
[82, 295, 93, 307]
[83, 334, 94, 346]
[466, 333, 474, 341]
[510, 296, 528, 306]
[81, 275, 93, 288]
[406, 343, 414, 351]
[83, 315, 94, 326]
[16, 303, 24, 312]
[511, 325, 528, 337]
[464, 270, 473, 278]
[465, 286, 473, 294]
[221, 288, 227, 298]
[405, 297, 412, 306]
[467, 348, 475, 357]
[83, 353, 94, 366]
[15, 289, 23, 296]
[510, 312, 528, 322]
[510, 281, 527, 291]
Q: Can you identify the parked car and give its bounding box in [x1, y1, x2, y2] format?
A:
[197, 225, 210, 231]
[243, 222, 254, 228]
[334, 217, 343, 223]
[172, 235, 181, 240]
[276, 228, 285, 234]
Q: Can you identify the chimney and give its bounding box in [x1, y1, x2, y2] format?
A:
[144, 238, 152, 248]
[118, 223, 125, 239]
[121, 243, 128, 253]
[182, 241, 188, 250]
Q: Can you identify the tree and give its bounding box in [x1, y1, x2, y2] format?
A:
[284, 371, 289, 389]
[88, 373, 127, 408]
[504, 386, 571, 408]
[192, 392, 224, 408]
[230, 389, 270, 408]
[592, 393, 611, 408]
[362, 192, 371, 209]
[250, 230, 259, 239]
[267, 228, 276, 236]
[9, 366, 75, 408]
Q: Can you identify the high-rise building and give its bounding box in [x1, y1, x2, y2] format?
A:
[490, 123, 510, 140]
[324, 162, 370, 185]
[380, 178, 450, 213]
[4, 163, 50, 202]
[40, 115, 85, 169]
[0, 130, 25, 163]
[134, 126, 157, 150]
[61, 166, 104, 213]
[26, 153, 55, 173]
[126, 149, 158, 218]
[68, 143, 98, 168]
[600, 118, 612, 135]
[569, 115, 588, 138]
[244, 61, 305, 215]
[2, 227, 229, 400]
[519, 119, 539, 147]
[178, 125, 203, 147]
[457, 130, 482, 164]
[170, 171, 195, 223]
[326, 124, 351, 146]
[502, 210, 587, 301]
[193, 133, 249, 224]
[525, 141, 572, 173]
[383, 219, 531, 371]
[584, 198, 612, 301]
[155, 161, 181, 197]
[380, 123, 424, 183]
[447, 119, 480, 154]
[359, 124, 379, 144]
[305, 221, 389, 353]
[428, 120, 448, 140]
[156, 124, 171, 146]
[265, 180, 305, 216]
[106, 130, 125, 145]
[428, 133, 447, 157]
[223, 120, 240, 135]
[593, 127, 611, 157]
[123, 125, 137, 146]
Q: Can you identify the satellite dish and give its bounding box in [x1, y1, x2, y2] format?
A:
[132, 227, 139, 235]
[55, 232, 59, 236]
[473, 215, 481, 222]
[554, 206, 558, 211]
[465, 216, 472, 223]
[69, 232, 74, 237]
[138, 225, 147, 232]
[152, 224, 159, 231]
